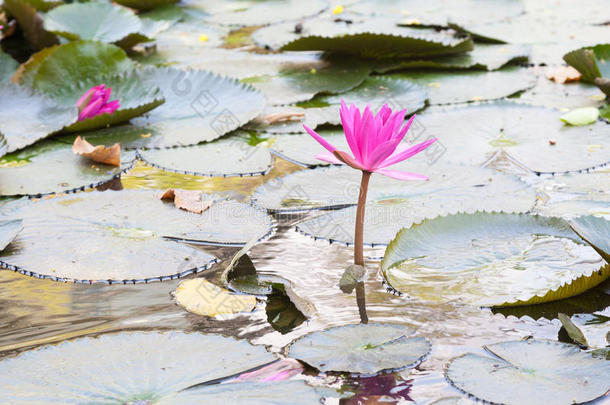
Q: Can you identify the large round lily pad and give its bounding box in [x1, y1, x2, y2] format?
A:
[569, 215, 610, 263]
[287, 323, 430, 375]
[446, 339, 610, 405]
[0, 331, 326, 404]
[254, 162, 536, 219]
[43, 2, 142, 43]
[394, 68, 536, 105]
[252, 15, 473, 59]
[381, 212, 608, 307]
[417, 102, 610, 174]
[137, 134, 272, 177]
[129, 67, 266, 148]
[0, 190, 272, 282]
[0, 139, 135, 197]
[0, 83, 76, 152]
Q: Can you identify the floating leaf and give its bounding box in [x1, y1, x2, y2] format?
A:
[0, 83, 76, 152]
[3, 0, 58, 50]
[172, 278, 256, 316]
[446, 340, 610, 405]
[0, 219, 22, 251]
[114, 0, 178, 11]
[269, 130, 348, 167]
[0, 51, 18, 82]
[252, 15, 473, 59]
[558, 313, 589, 346]
[376, 43, 530, 72]
[564, 44, 610, 85]
[0, 331, 330, 404]
[159, 189, 213, 214]
[195, 0, 328, 26]
[0, 190, 272, 281]
[547, 66, 582, 84]
[381, 212, 608, 306]
[416, 102, 610, 174]
[560, 107, 600, 126]
[129, 67, 266, 147]
[569, 215, 610, 263]
[254, 162, 535, 222]
[0, 139, 135, 197]
[561, 313, 610, 349]
[72, 136, 120, 167]
[287, 323, 430, 375]
[137, 135, 273, 177]
[393, 67, 536, 105]
[44, 2, 142, 43]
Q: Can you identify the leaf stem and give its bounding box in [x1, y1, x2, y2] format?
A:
[354, 170, 371, 266]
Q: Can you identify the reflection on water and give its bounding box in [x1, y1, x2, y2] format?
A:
[0, 156, 607, 403]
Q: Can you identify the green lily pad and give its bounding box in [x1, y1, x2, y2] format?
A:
[376, 43, 530, 72]
[287, 323, 430, 375]
[560, 107, 600, 126]
[245, 55, 372, 106]
[569, 215, 610, 263]
[43, 2, 143, 43]
[114, 0, 179, 11]
[254, 161, 536, 218]
[0, 219, 22, 251]
[0, 51, 18, 82]
[558, 313, 589, 346]
[446, 340, 610, 405]
[393, 67, 536, 105]
[0, 331, 330, 404]
[416, 102, 610, 174]
[193, 0, 328, 26]
[268, 130, 348, 167]
[0, 139, 136, 197]
[381, 213, 608, 306]
[18, 40, 134, 91]
[0, 83, 76, 152]
[172, 278, 257, 316]
[564, 44, 610, 84]
[137, 134, 273, 177]
[128, 67, 266, 148]
[252, 15, 473, 59]
[0, 190, 272, 282]
[2, 0, 58, 50]
[560, 313, 610, 349]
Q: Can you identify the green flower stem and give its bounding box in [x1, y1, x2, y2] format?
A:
[354, 170, 371, 266]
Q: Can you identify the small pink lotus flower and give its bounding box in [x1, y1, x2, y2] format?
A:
[304, 100, 436, 180]
[76, 84, 120, 121]
[304, 100, 436, 267]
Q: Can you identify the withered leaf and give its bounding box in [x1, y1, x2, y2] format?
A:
[72, 135, 120, 166]
[159, 189, 213, 214]
[547, 66, 581, 84]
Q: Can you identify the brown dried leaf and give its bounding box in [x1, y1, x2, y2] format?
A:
[263, 111, 304, 124]
[159, 189, 213, 214]
[547, 66, 581, 84]
[72, 135, 120, 166]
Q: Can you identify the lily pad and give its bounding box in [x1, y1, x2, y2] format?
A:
[2, 0, 58, 50]
[137, 134, 273, 177]
[381, 213, 608, 306]
[245, 55, 372, 106]
[0, 219, 22, 251]
[269, 130, 348, 167]
[43, 2, 143, 44]
[569, 215, 610, 263]
[563, 44, 610, 84]
[0, 331, 330, 404]
[254, 162, 536, 220]
[0, 190, 272, 282]
[114, 0, 179, 11]
[416, 102, 610, 174]
[393, 67, 536, 105]
[194, 0, 328, 26]
[172, 278, 257, 316]
[0, 83, 76, 152]
[129, 67, 266, 148]
[376, 43, 530, 72]
[0, 139, 135, 197]
[286, 323, 430, 375]
[560, 313, 610, 349]
[446, 340, 610, 405]
[0, 51, 18, 82]
[252, 15, 473, 59]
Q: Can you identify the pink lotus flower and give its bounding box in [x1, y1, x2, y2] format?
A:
[76, 84, 120, 121]
[303, 100, 436, 180]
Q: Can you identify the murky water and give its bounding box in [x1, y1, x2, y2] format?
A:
[0, 157, 608, 404]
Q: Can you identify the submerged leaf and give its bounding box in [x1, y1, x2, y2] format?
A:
[287, 323, 430, 375]
[172, 278, 256, 316]
[381, 212, 608, 306]
[72, 136, 120, 167]
[446, 340, 610, 405]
